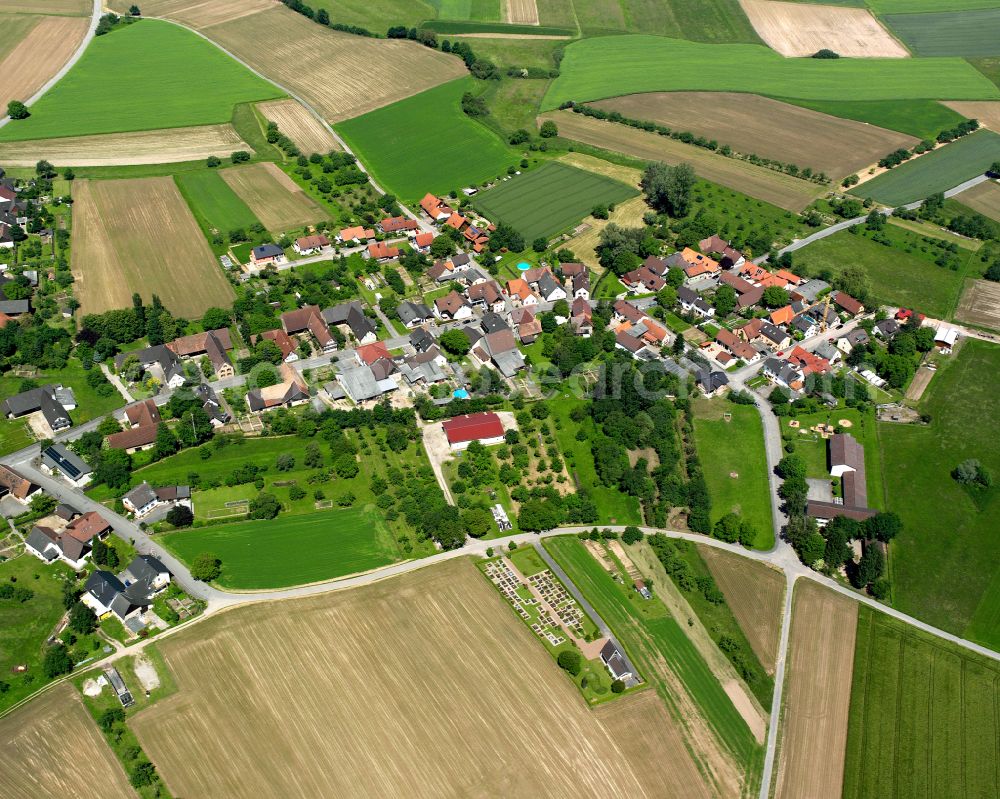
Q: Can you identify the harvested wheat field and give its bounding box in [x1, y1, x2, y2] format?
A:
[592, 92, 918, 180]
[109, 0, 276, 29]
[740, 0, 908, 59]
[956, 278, 1000, 330]
[0, 0, 88, 13]
[0, 124, 251, 166]
[560, 151, 642, 187]
[221, 161, 325, 231]
[699, 546, 785, 674]
[774, 580, 857, 799]
[0, 684, 135, 799]
[131, 558, 701, 799]
[0, 15, 89, 110]
[944, 101, 1000, 133]
[564, 196, 648, 269]
[545, 110, 823, 211]
[194, 6, 466, 123]
[257, 99, 339, 155]
[955, 178, 1000, 222]
[507, 0, 539, 25]
[72, 177, 234, 317]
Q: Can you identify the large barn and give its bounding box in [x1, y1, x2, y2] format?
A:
[441, 412, 505, 450]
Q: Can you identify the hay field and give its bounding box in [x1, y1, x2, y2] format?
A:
[221, 162, 326, 231]
[72, 177, 235, 317]
[545, 110, 823, 211]
[774, 581, 857, 799]
[257, 99, 339, 154]
[195, 6, 467, 123]
[0, 124, 250, 166]
[698, 547, 785, 674]
[954, 178, 1000, 221]
[0, 0, 88, 12]
[740, 0, 908, 58]
[956, 278, 1000, 330]
[109, 0, 277, 29]
[131, 558, 696, 799]
[0, 15, 89, 111]
[0, 684, 135, 799]
[944, 100, 1000, 132]
[591, 92, 917, 179]
[507, 0, 539, 24]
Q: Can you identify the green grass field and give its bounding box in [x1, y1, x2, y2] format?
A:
[842, 605, 1000, 799]
[0, 20, 282, 142]
[473, 161, 638, 241]
[175, 169, 261, 236]
[541, 35, 999, 111]
[856, 130, 1000, 206]
[336, 77, 515, 200]
[868, 0, 1000, 11]
[544, 536, 762, 776]
[692, 401, 774, 549]
[779, 98, 968, 140]
[884, 8, 1000, 57]
[160, 506, 397, 589]
[431, 0, 502, 21]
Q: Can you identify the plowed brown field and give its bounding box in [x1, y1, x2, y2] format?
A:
[131, 558, 699, 799]
[257, 98, 339, 154]
[0, 15, 89, 110]
[220, 161, 326, 231]
[955, 178, 1000, 221]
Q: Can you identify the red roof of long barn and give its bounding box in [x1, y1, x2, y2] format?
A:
[441, 412, 504, 444]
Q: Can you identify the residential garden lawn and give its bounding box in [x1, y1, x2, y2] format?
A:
[544, 536, 763, 781]
[592, 273, 627, 300]
[883, 8, 1000, 58]
[692, 400, 774, 549]
[160, 505, 398, 588]
[0, 20, 283, 141]
[175, 169, 261, 237]
[792, 225, 979, 319]
[842, 605, 1000, 799]
[550, 398, 643, 525]
[879, 340, 1000, 649]
[663, 311, 691, 333]
[854, 130, 1000, 206]
[541, 36, 999, 111]
[335, 77, 516, 200]
[777, 98, 967, 142]
[473, 161, 638, 242]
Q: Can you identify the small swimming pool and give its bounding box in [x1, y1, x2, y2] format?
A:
[453, 388, 470, 399]
[517, 262, 531, 271]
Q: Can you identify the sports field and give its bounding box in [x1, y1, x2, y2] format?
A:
[337, 78, 515, 199]
[175, 169, 261, 235]
[954, 176, 1000, 221]
[541, 35, 999, 111]
[473, 161, 638, 242]
[0, 685, 134, 799]
[856, 130, 1000, 206]
[884, 8, 1000, 57]
[591, 92, 917, 180]
[131, 559, 692, 797]
[71, 177, 235, 317]
[692, 401, 774, 549]
[880, 340, 1000, 649]
[256, 99, 339, 155]
[843, 605, 1000, 798]
[0, 15, 89, 112]
[546, 110, 824, 212]
[0, 20, 283, 142]
[221, 162, 326, 232]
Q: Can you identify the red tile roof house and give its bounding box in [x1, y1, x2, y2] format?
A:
[293, 234, 331, 255]
[378, 216, 419, 235]
[367, 241, 401, 262]
[834, 291, 864, 316]
[0, 464, 39, 504]
[622, 265, 665, 293]
[167, 329, 234, 379]
[441, 412, 506, 450]
[715, 328, 760, 363]
[281, 305, 335, 353]
[420, 193, 453, 222]
[356, 340, 392, 367]
[254, 329, 299, 362]
[511, 307, 543, 343]
[413, 232, 434, 253]
[787, 345, 831, 377]
[467, 280, 505, 312]
[337, 225, 375, 244]
[108, 399, 162, 453]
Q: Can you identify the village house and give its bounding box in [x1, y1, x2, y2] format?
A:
[0, 464, 39, 505]
[696, 369, 730, 397]
[420, 193, 453, 222]
[378, 216, 419, 235]
[114, 344, 185, 389]
[1, 384, 75, 432]
[397, 346, 447, 386]
[367, 241, 401, 262]
[250, 243, 286, 267]
[254, 328, 299, 362]
[434, 290, 473, 321]
[25, 510, 111, 570]
[510, 307, 542, 343]
[409, 326, 436, 353]
[40, 443, 92, 487]
[413, 231, 435, 253]
[758, 322, 791, 351]
[467, 280, 506, 312]
[699, 235, 745, 268]
[107, 399, 162, 453]
[82, 555, 171, 623]
[323, 301, 376, 345]
[833, 291, 864, 316]
[336, 225, 375, 244]
[571, 297, 593, 337]
[762, 357, 804, 391]
[281, 305, 335, 353]
[167, 328, 234, 379]
[838, 328, 870, 353]
[622, 265, 665, 293]
[716, 329, 760, 363]
[333, 360, 397, 404]
[472, 329, 526, 378]
[397, 300, 433, 328]
[123, 482, 191, 518]
[293, 234, 331, 256]
[246, 363, 309, 412]
[504, 278, 539, 307]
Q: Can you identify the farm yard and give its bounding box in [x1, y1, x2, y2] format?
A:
[843, 606, 1000, 799]
[472, 161, 638, 242]
[773, 581, 857, 799]
[545, 110, 824, 211]
[883, 8, 1000, 57]
[0, 15, 89, 112]
[220, 162, 327, 232]
[954, 177, 1000, 221]
[0, 124, 252, 167]
[175, 168, 261, 236]
[956, 278, 1000, 329]
[336, 78, 516, 199]
[71, 177, 235, 317]
[590, 92, 918, 180]
[256, 98, 339, 155]
[130, 559, 691, 798]
[0, 20, 283, 142]
[0, 685, 135, 799]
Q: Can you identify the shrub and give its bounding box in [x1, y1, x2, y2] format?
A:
[190, 552, 221, 581]
[556, 649, 582, 676]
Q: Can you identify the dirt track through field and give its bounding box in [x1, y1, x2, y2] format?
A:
[954, 178, 1000, 222]
[740, 0, 908, 58]
[774, 581, 857, 799]
[0, 684, 136, 799]
[699, 545, 785, 674]
[0, 15, 89, 111]
[131, 558, 705, 799]
[905, 366, 935, 401]
[257, 98, 339, 154]
[0, 124, 250, 166]
[943, 101, 1000, 133]
[506, 0, 539, 25]
[592, 92, 918, 180]
[956, 278, 1000, 331]
[72, 177, 234, 317]
[221, 161, 326, 231]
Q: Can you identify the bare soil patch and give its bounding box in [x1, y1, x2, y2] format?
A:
[72, 177, 234, 317]
[0, 15, 89, 110]
[904, 366, 935, 402]
[0, 123, 250, 166]
[257, 98, 339, 154]
[956, 278, 1000, 331]
[943, 101, 1000, 133]
[506, 0, 539, 25]
[699, 545, 785, 674]
[954, 179, 1000, 222]
[592, 92, 918, 180]
[221, 161, 326, 232]
[0, 684, 135, 798]
[131, 558, 697, 798]
[774, 580, 858, 799]
[740, 0, 908, 59]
